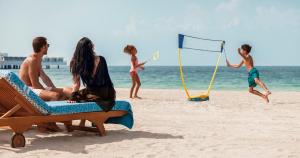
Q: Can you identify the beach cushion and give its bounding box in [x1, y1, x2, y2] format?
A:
[0, 70, 50, 114]
[0, 70, 134, 129]
[47, 101, 134, 129]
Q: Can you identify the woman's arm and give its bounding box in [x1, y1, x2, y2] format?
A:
[68, 75, 81, 103]
[72, 75, 80, 92]
[101, 56, 114, 87]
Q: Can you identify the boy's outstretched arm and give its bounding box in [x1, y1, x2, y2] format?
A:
[227, 59, 244, 68]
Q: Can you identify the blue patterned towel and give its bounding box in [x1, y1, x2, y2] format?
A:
[47, 101, 134, 129]
[0, 71, 133, 129]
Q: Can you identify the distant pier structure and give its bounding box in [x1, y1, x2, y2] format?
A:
[0, 52, 66, 69]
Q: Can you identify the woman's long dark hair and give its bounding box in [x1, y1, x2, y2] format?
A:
[70, 37, 95, 86]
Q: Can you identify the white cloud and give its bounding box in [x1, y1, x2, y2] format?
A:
[167, 4, 208, 32]
[215, 0, 242, 30]
[223, 18, 240, 29]
[148, 4, 209, 33]
[124, 19, 138, 34]
[216, 0, 240, 13]
[255, 6, 300, 30]
[113, 17, 140, 37]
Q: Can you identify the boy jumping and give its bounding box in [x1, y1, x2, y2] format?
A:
[226, 44, 271, 103]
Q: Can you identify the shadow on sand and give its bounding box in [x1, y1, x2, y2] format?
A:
[0, 128, 183, 154]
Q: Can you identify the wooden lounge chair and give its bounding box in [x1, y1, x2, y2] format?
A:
[0, 71, 133, 148]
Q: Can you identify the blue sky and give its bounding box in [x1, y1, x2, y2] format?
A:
[0, 0, 300, 66]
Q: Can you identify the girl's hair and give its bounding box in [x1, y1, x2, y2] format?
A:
[123, 45, 136, 55]
[70, 37, 95, 86]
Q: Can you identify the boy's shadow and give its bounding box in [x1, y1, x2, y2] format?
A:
[0, 128, 183, 154]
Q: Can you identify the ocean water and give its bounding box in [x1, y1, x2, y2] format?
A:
[9, 66, 300, 91]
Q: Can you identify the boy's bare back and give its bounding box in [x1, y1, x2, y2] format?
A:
[243, 54, 254, 71]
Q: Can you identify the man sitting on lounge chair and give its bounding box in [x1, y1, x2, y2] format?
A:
[19, 37, 71, 101]
[19, 37, 72, 132]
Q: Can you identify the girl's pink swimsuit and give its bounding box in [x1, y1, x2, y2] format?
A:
[130, 57, 138, 73]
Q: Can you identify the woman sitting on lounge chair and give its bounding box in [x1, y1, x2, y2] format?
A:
[69, 37, 116, 111]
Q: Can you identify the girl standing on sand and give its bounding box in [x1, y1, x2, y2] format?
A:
[123, 45, 146, 99]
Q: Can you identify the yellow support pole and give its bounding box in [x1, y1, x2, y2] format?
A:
[178, 48, 191, 99]
[206, 52, 222, 95]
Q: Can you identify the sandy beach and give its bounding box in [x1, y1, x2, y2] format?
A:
[0, 88, 300, 158]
